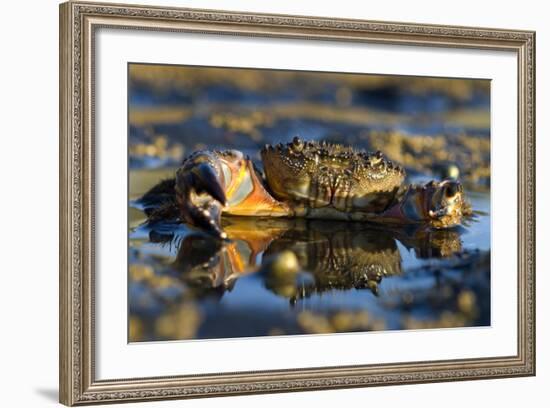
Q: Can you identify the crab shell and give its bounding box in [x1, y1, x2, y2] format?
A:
[261, 137, 406, 214]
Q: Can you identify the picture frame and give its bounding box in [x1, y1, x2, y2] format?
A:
[59, 1, 536, 405]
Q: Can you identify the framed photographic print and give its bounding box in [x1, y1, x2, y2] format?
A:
[59, 1, 536, 405]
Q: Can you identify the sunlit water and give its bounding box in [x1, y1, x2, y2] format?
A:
[128, 173, 490, 341]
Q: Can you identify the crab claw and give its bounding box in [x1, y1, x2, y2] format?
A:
[175, 152, 229, 239]
[425, 179, 470, 228]
[379, 179, 470, 228]
[188, 161, 227, 206]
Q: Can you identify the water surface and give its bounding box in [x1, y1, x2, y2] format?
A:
[129, 171, 490, 341]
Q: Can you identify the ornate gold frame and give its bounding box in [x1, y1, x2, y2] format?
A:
[59, 1, 536, 405]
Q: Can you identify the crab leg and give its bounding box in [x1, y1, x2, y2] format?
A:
[222, 156, 291, 218]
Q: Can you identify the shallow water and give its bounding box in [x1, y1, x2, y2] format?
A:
[128, 169, 490, 341]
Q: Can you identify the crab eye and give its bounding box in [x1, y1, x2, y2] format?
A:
[290, 136, 304, 152]
[444, 182, 461, 198]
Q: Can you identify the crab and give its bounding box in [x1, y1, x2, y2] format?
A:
[142, 137, 470, 239]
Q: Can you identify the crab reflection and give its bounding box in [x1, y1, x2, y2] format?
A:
[150, 218, 464, 302]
